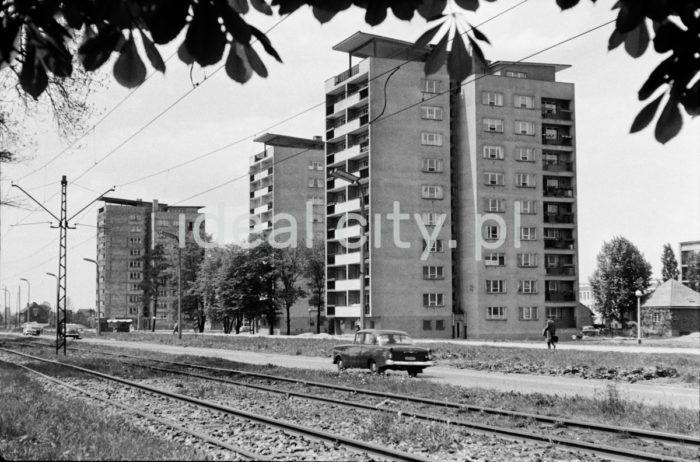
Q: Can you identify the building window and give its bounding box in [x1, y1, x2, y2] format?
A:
[421, 132, 443, 146]
[650, 311, 662, 323]
[519, 306, 538, 321]
[517, 253, 539, 267]
[128, 295, 141, 303]
[423, 293, 445, 307]
[423, 239, 444, 252]
[308, 161, 323, 170]
[544, 228, 560, 239]
[129, 284, 140, 291]
[483, 145, 504, 160]
[421, 106, 444, 120]
[506, 71, 527, 78]
[130, 249, 142, 256]
[312, 214, 324, 223]
[156, 312, 168, 320]
[515, 173, 536, 187]
[486, 280, 506, 294]
[484, 252, 505, 267]
[484, 225, 500, 240]
[423, 266, 444, 280]
[514, 95, 535, 109]
[515, 121, 535, 135]
[520, 227, 537, 241]
[515, 147, 535, 161]
[308, 178, 324, 188]
[310, 196, 324, 205]
[483, 118, 504, 132]
[486, 198, 505, 213]
[420, 212, 439, 226]
[128, 260, 142, 268]
[518, 280, 539, 294]
[487, 306, 507, 320]
[484, 172, 505, 186]
[519, 200, 537, 214]
[422, 158, 444, 173]
[547, 280, 560, 292]
[423, 320, 433, 330]
[482, 91, 504, 106]
[129, 272, 142, 280]
[422, 185, 444, 199]
[128, 306, 139, 314]
[422, 79, 441, 93]
[130, 225, 142, 233]
[436, 320, 445, 330]
[546, 306, 563, 320]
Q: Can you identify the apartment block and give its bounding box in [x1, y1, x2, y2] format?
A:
[679, 240, 700, 286]
[249, 133, 325, 333]
[96, 197, 203, 328]
[324, 33, 579, 339]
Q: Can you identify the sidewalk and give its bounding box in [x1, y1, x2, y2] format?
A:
[81, 338, 699, 410]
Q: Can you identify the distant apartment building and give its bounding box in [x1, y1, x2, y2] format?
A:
[324, 32, 579, 339]
[249, 134, 325, 332]
[679, 240, 700, 286]
[96, 198, 203, 328]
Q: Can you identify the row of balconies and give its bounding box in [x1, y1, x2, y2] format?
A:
[543, 186, 574, 198]
[543, 160, 573, 172]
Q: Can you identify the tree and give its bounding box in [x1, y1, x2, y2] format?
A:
[140, 243, 169, 331]
[192, 246, 228, 329]
[661, 243, 680, 282]
[686, 251, 700, 292]
[274, 246, 307, 335]
[0, 1, 696, 144]
[590, 236, 653, 325]
[305, 240, 325, 334]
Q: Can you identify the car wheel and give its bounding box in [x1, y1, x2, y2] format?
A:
[407, 368, 422, 378]
[369, 360, 379, 374]
[336, 357, 345, 371]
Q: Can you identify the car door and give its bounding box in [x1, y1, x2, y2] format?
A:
[359, 333, 376, 367]
[348, 332, 363, 367]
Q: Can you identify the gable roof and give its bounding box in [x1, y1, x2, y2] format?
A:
[642, 279, 700, 309]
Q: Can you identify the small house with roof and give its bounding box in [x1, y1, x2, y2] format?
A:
[641, 279, 700, 337]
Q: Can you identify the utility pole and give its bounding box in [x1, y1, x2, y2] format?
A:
[20, 278, 30, 322]
[83, 258, 100, 335]
[12, 176, 114, 354]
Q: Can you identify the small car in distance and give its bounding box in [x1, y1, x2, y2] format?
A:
[580, 325, 603, 337]
[22, 323, 43, 336]
[63, 324, 85, 339]
[332, 329, 435, 377]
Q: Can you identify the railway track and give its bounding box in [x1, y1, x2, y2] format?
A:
[0, 346, 432, 462]
[6, 339, 699, 461]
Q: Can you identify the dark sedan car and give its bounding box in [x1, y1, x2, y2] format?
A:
[332, 329, 435, 377]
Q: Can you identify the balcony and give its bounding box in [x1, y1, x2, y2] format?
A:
[336, 279, 361, 291]
[542, 110, 572, 121]
[544, 238, 575, 250]
[544, 187, 574, 198]
[334, 224, 361, 241]
[542, 135, 573, 146]
[545, 291, 576, 302]
[328, 144, 361, 166]
[335, 251, 361, 265]
[545, 266, 576, 276]
[543, 161, 573, 172]
[330, 198, 361, 216]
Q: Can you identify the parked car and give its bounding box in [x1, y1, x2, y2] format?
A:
[580, 325, 603, 337]
[63, 324, 85, 339]
[332, 329, 435, 377]
[22, 323, 43, 336]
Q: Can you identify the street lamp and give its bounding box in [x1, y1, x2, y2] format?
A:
[83, 258, 101, 335]
[159, 231, 182, 340]
[20, 278, 30, 323]
[3, 287, 9, 330]
[635, 289, 643, 344]
[330, 168, 367, 331]
[46, 273, 59, 329]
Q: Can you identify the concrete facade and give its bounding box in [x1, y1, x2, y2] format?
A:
[679, 240, 700, 287]
[323, 33, 579, 339]
[97, 198, 203, 329]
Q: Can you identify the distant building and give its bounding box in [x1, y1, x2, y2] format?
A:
[96, 198, 204, 329]
[679, 240, 700, 286]
[249, 134, 326, 333]
[578, 282, 601, 324]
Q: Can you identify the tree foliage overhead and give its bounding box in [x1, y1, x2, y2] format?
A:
[1, 1, 697, 144]
[589, 236, 652, 324]
[661, 243, 680, 282]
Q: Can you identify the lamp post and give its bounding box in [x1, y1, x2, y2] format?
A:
[3, 287, 8, 330]
[635, 289, 643, 344]
[83, 258, 101, 335]
[160, 231, 182, 340]
[46, 273, 59, 329]
[20, 278, 30, 323]
[330, 168, 367, 330]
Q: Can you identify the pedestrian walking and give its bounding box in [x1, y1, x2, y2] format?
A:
[172, 322, 179, 335]
[543, 318, 557, 349]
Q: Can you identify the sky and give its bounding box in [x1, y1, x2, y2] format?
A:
[1, 0, 698, 311]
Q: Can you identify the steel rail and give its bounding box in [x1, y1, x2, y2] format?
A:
[101, 348, 700, 447]
[0, 357, 266, 461]
[0, 347, 432, 462]
[130, 361, 696, 462]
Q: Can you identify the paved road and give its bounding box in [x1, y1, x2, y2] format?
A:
[81, 338, 699, 410]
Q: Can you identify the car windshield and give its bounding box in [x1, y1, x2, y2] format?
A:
[377, 334, 415, 346]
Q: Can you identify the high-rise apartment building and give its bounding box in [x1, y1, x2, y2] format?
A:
[96, 197, 203, 328]
[679, 240, 700, 286]
[324, 32, 579, 339]
[249, 133, 325, 333]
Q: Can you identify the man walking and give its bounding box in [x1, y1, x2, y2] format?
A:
[543, 318, 557, 350]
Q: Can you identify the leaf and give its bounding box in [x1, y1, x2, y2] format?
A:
[250, 25, 282, 62]
[145, 0, 190, 45]
[185, 2, 227, 66]
[177, 41, 195, 65]
[638, 56, 672, 100]
[244, 44, 267, 77]
[78, 26, 121, 71]
[623, 21, 648, 58]
[250, 0, 273, 15]
[607, 29, 624, 50]
[413, 22, 444, 49]
[225, 43, 251, 84]
[469, 23, 490, 45]
[364, 1, 388, 27]
[454, 0, 479, 11]
[312, 6, 337, 23]
[228, 0, 249, 14]
[615, 1, 644, 34]
[417, 0, 446, 20]
[654, 96, 682, 144]
[680, 79, 700, 116]
[390, 2, 416, 20]
[220, 3, 252, 44]
[424, 32, 448, 76]
[653, 21, 682, 53]
[19, 44, 48, 99]
[113, 34, 147, 88]
[468, 35, 486, 67]
[555, 0, 580, 10]
[139, 29, 166, 73]
[448, 33, 472, 82]
[630, 93, 663, 133]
